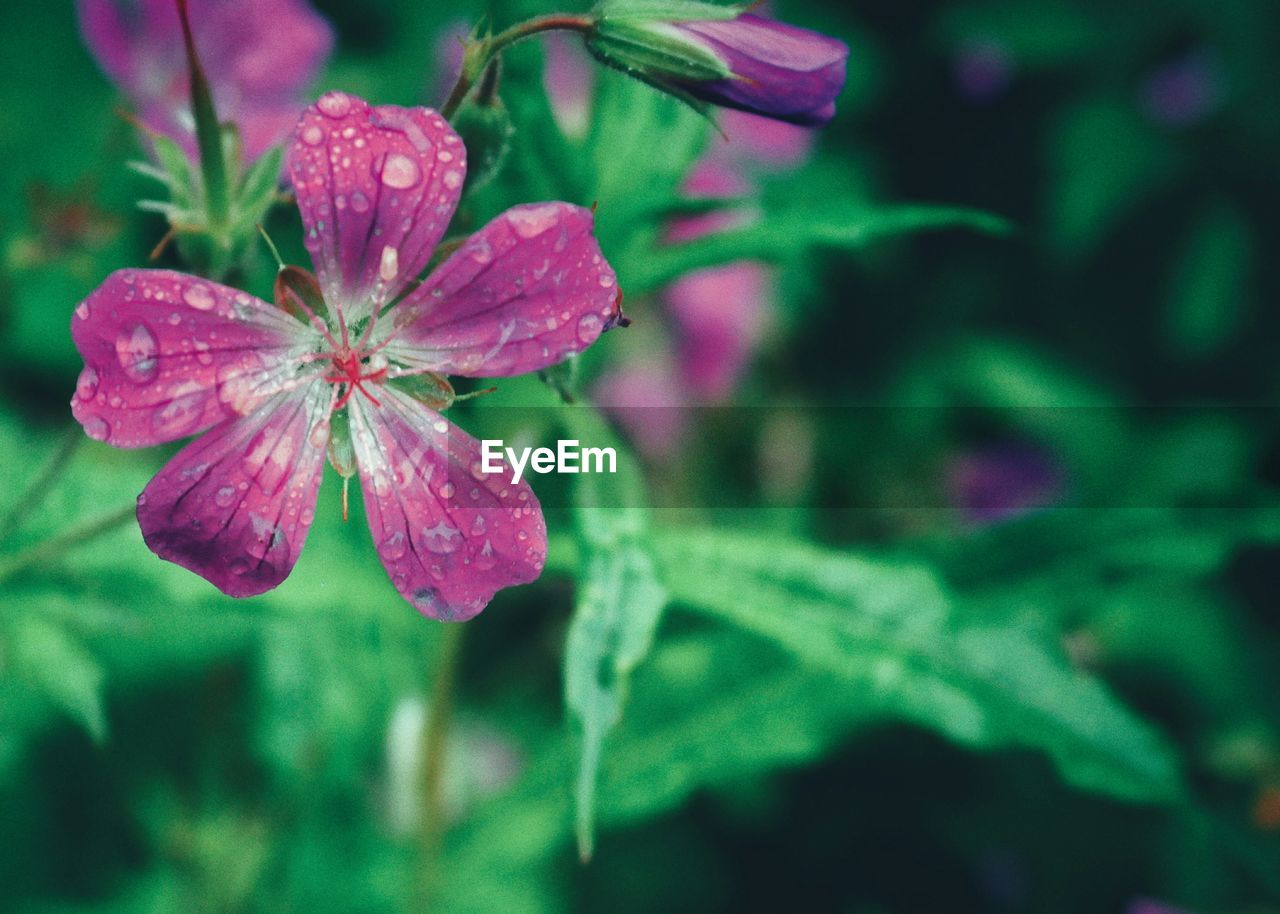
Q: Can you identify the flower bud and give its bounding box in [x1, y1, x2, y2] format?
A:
[586, 1, 848, 125]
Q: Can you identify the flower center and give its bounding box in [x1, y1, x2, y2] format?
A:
[325, 346, 388, 409]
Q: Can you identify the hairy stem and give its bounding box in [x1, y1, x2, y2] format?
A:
[441, 13, 595, 119]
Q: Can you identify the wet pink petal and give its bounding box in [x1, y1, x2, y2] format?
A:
[379, 203, 621, 378]
[70, 269, 317, 448]
[287, 93, 467, 320]
[78, 0, 333, 163]
[136, 379, 332, 598]
[665, 261, 771, 400]
[347, 387, 546, 621]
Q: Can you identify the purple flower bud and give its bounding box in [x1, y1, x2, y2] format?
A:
[952, 39, 1015, 104]
[588, 7, 848, 126]
[669, 14, 849, 125]
[1139, 48, 1225, 128]
[947, 443, 1065, 526]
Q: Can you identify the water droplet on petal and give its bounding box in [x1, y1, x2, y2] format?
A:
[152, 382, 205, 438]
[598, 273, 615, 288]
[470, 239, 493, 265]
[82, 414, 110, 442]
[76, 366, 100, 400]
[508, 204, 560, 239]
[215, 485, 237, 508]
[301, 124, 325, 146]
[75, 301, 90, 320]
[421, 520, 461, 554]
[576, 313, 602, 344]
[443, 170, 463, 190]
[350, 191, 370, 213]
[379, 245, 399, 282]
[317, 92, 352, 118]
[381, 153, 421, 189]
[438, 482, 455, 499]
[116, 323, 160, 384]
[181, 282, 217, 312]
[380, 531, 408, 561]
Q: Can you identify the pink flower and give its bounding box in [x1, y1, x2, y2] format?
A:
[77, 0, 333, 163]
[70, 92, 622, 621]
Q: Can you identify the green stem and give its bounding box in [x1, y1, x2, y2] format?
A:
[0, 426, 83, 541]
[441, 13, 595, 119]
[415, 621, 467, 906]
[0, 504, 136, 585]
[175, 0, 230, 227]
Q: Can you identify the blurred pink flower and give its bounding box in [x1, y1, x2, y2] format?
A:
[666, 261, 771, 401]
[77, 0, 333, 163]
[70, 92, 622, 620]
[592, 356, 689, 462]
[542, 33, 596, 139]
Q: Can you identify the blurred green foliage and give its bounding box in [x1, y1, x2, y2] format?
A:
[1, 0, 1279, 911]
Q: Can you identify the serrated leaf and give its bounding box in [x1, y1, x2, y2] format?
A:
[562, 405, 667, 860]
[655, 527, 1185, 804]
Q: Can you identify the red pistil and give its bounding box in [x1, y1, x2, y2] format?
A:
[326, 349, 388, 410]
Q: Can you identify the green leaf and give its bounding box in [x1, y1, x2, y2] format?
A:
[1165, 200, 1255, 360]
[655, 527, 1185, 804]
[628, 203, 1015, 291]
[8, 616, 107, 742]
[1046, 99, 1181, 258]
[562, 405, 667, 860]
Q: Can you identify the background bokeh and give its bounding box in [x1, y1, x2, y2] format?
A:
[1, 0, 1279, 911]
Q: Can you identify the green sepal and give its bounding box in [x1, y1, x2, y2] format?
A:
[388, 373, 456, 411]
[327, 411, 357, 479]
[595, 0, 744, 24]
[273, 264, 329, 326]
[587, 18, 732, 84]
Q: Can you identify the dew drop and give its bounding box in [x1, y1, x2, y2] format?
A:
[379, 245, 400, 282]
[76, 366, 100, 400]
[598, 273, 615, 288]
[576, 313, 603, 344]
[350, 191, 370, 213]
[317, 92, 352, 118]
[421, 520, 461, 554]
[75, 301, 90, 320]
[508, 204, 559, 239]
[438, 482, 455, 499]
[380, 531, 408, 561]
[443, 170, 463, 190]
[469, 514, 486, 536]
[381, 153, 421, 189]
[82, 414, 109, 442]
[179, 282, 213, 311]
[301, 124, 325, 146]
[215, 485, 237, 508]
[152, 383, 205, 438]
[470, 239, 493, 265]
[116, 323, 160, 384]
